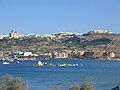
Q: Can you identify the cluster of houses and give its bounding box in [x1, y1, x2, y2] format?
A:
[8, 51, 38, 59]
[88, 30, 112, 34]
[78, 50, 116, 59]
[0, 29, 118, 60]
[7, 50, 117, 60]
[40, 50, 117, 60]
[9, 30, 19, 39]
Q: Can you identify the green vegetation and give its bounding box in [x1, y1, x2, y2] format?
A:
[53, 85, 61, 90]
[0, 32, 120, 58]
[0, 75, 95, 90]
[0, 75, 28, 90]
[53, 78, 95, 90]
[69, 78, 95, 90]
[84, 38, 112, 46]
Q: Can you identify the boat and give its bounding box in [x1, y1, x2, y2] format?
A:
[34, 61, 44, 67]
[8, 59, 14, 62]
[3, 62, 9, 65]
[47, 63, 79, 67]
[56, 63, 79, 67]
[17, 61, 20, 63]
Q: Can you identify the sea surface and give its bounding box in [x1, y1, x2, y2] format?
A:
[0, 59, 120, 90]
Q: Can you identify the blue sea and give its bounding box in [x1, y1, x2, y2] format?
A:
[0, 59, 120, 90]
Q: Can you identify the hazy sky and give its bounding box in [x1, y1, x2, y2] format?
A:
[0, 0, 120, 34]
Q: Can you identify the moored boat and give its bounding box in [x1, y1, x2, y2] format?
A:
[3, 62, 9, 65]
[47, 63, 79, 67]
[34, 61, 44, 67]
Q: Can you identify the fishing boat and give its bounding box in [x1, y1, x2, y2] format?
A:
[17, 61, 20, 63]
[47, 63, 79, 67]
[3, 62, 9, 65]
[56, 63, 79, 67]
[34, 61, 44, 67]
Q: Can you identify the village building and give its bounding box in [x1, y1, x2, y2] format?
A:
[54, 50, 69, 59]
[82, 51, 94, 59]
[107, 51, 116, 59]
[9, 30, 19, 39]
[93, 51, 105, 59]
[8, 51, 38, 59]
[0, 51, 4, 58]
[78, 51, 85, 58]
[103, 51, 116, 59]
[89, 30, 112, 34]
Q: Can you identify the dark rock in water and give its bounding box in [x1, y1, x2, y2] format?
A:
[111, 86, 119, 90]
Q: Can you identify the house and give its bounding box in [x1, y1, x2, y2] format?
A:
[9, 30, 19, 39]
[103, 51, 116, 59]
[8, 51, 38, 59]
[107, 51, 116, 59]
[23, 52, 32, 57]
[82, 51, 94, 59]
[54, 51, 69, 59]
[78, 51, 85, 58]
[93, 51, 104, 58]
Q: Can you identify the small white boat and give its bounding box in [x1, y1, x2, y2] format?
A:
[8, 59, 14, 62]
[17, 61, 20, 63]
[2, 58, 6, 61]
[34, 61, 44, 67]
[57, 63, 79, 67]
[3, 62, 9, 65]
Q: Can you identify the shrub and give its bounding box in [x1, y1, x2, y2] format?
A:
[53, 85, 61, 90]
[0, 75, 28, 90]
[69, 77, 95, 90]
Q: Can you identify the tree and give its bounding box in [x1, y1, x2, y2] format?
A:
[0, 75, 28, 90]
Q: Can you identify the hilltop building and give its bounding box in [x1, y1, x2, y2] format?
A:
[88, 30, 112, 34]
[0, 34, 8, 39]
[9, 30, 19, 38]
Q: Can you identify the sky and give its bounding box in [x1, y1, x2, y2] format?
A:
[0, 0, 120, 34]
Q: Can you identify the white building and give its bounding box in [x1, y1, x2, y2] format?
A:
[89, 30, 112, 34]
[24, 52, 32, 57]
[9, 30, 19, 38]
[0, 34, 9, 39]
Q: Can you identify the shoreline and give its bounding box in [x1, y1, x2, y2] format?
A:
[1, 57, 120, 62]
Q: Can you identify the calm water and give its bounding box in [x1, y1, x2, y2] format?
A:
[0, 59, 120, 90]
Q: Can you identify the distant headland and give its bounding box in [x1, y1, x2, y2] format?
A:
[0, 29, 120, 60]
